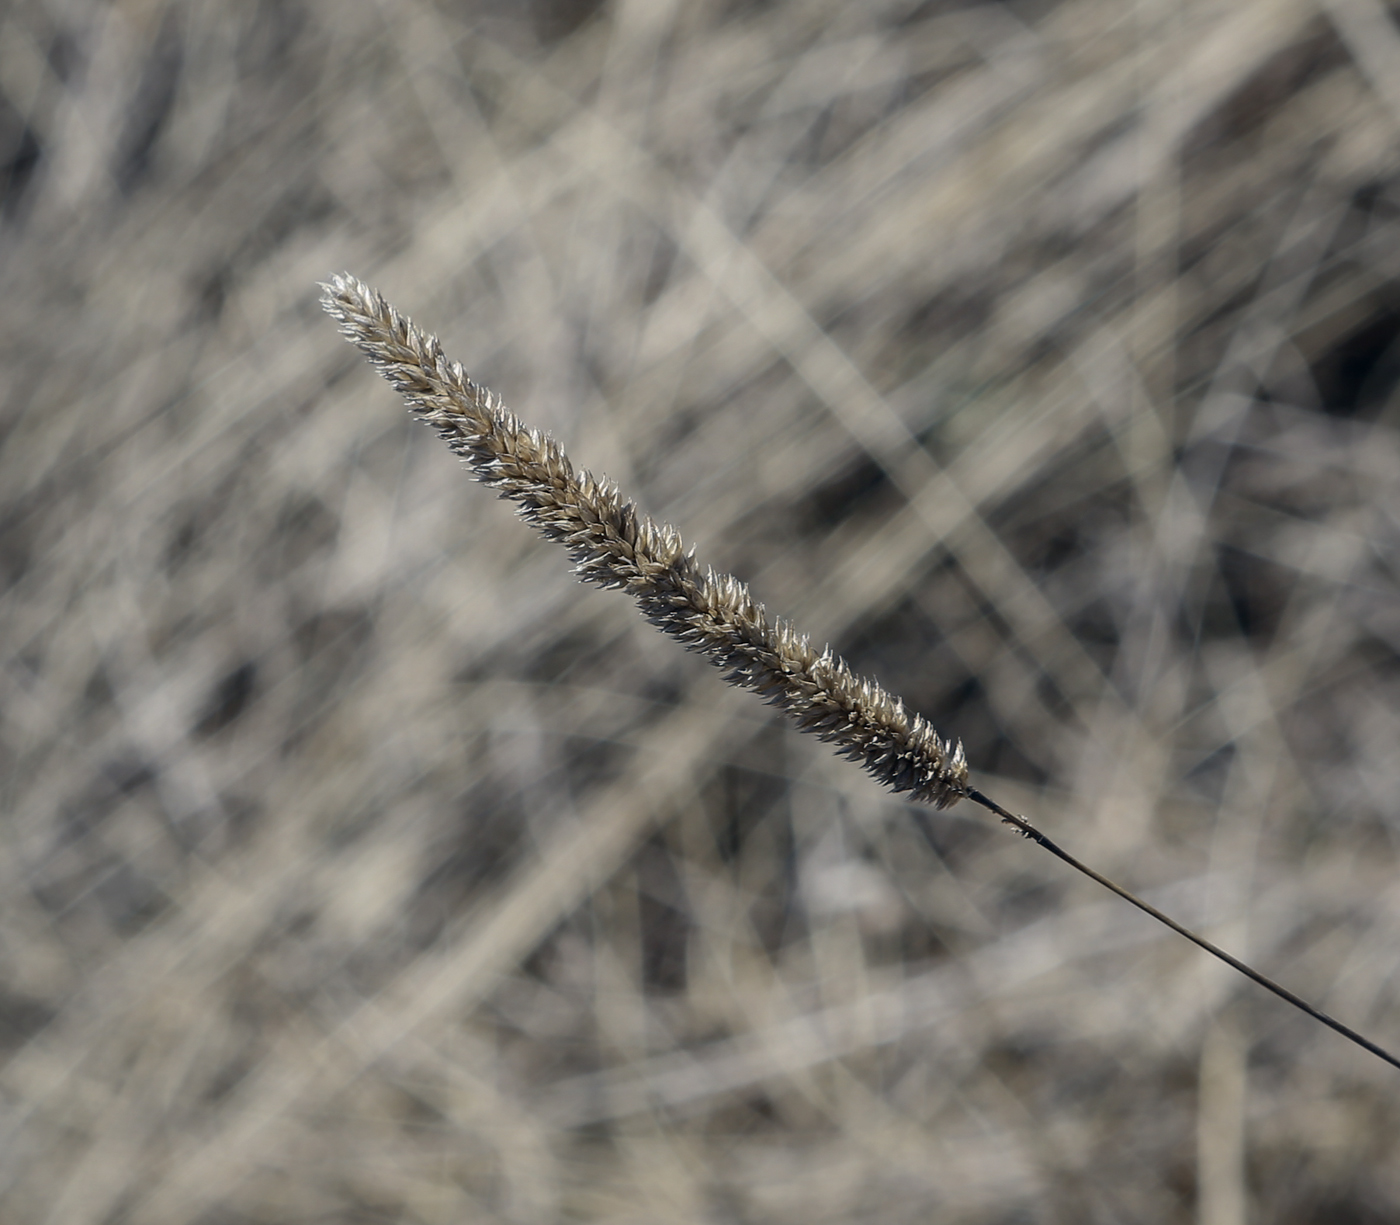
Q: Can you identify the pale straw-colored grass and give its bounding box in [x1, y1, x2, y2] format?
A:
[4, 2, 1400, 1223]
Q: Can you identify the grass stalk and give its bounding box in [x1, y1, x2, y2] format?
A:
[322, 271, 1400, 1074]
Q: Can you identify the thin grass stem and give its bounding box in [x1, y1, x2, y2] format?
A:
[965, 788, 1400, 1073]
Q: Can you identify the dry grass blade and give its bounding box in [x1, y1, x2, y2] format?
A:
[324, 272, 1400, 1075]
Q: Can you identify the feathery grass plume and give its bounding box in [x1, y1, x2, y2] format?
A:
[321, 272, 1400, 1074]
[320, 272, 969, 809]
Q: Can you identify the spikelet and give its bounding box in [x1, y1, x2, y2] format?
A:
[321, 273, 968, 808]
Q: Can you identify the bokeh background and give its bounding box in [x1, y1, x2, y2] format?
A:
[4, 0, 1400, 1221]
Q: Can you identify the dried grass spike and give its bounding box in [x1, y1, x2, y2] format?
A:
[320, 272, 970, 809]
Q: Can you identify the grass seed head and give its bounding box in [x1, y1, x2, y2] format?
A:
[321, 273, 970, 808]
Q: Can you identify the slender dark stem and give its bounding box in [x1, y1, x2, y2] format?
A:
[963, 787, 1400, 1073]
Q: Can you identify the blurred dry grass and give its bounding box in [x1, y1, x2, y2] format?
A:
[3, 0, 1400, 1220]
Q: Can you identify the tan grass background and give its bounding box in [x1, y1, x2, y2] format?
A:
[3, 0, 1400, 1221]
